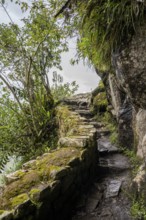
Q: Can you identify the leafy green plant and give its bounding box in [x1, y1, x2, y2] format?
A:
[93, 92, 108, 113]
[56, 0, 145, 70]
[0, 0, 69, 170]
[51, 72, 79, 102]
[81, 0, 145, 70]
[95, 111, 118, 143]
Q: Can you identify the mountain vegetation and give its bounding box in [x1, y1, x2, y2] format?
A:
[1, 0, 145, 172]
[55, 0, 145, 70]
[0, 0, 78, 171]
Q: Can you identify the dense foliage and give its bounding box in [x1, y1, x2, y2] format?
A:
[55, 0, 145, 70]
[0, 0, 79, 170]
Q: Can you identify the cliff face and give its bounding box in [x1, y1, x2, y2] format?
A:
[101, 23, 146, 198]
[111, 23, 146, 158]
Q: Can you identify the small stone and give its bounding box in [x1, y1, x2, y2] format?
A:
[59, 137, 87, 148]
[85, 198, 99, 213]
[98, 137, 119, 154]
[105, 180, 122, 198]
[100, 208, 114, 220]
[5, 170, 27, 184]
[22, 160, 36, 169]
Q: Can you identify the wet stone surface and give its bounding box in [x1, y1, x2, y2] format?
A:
[105, 180, 122, 198]
[71, 130, 133, 220]
[98, 136, 119, 154]
[61, 94, 133, 220]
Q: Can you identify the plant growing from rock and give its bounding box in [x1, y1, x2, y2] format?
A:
[55, 0, 145, 71]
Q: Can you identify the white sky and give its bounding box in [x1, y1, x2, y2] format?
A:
[0, 1, 100, 93]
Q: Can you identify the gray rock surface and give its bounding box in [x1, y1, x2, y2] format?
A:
[136, 109, 146, 158]
[98, 136, 119, 154]
[72, 132, 133, 220]
[105, 180, 122, 198]
[112, 24, 146, 109]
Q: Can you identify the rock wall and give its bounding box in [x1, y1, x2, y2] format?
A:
[97, 22, 146, 200]
[96, 71, 134, 149]
[0, 96, 98, 220]
[94, 22, 146, 154]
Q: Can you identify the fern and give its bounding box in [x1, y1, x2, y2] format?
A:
[74, 0, 145, 70]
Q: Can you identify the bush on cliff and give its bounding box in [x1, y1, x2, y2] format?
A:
[55, 0, 145, 70]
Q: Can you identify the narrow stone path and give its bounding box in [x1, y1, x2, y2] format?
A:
[63, 93, 133, 220]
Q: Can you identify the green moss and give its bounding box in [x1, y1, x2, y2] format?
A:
[98, 81, 105, 90]
[109, 131, 118, 145]
[93, 92, 108, 113]
[11, 193, 29, 208]
[38, 164, 61, 181]
[29, 188, 42, 207]
[29, 188, 41, 196]
[0, 210, 5, 215]
[0, 147, 80, 209]
[56, 105, 79, 137]
[13, 170, 26, 179]
[3, 170, 40, 200]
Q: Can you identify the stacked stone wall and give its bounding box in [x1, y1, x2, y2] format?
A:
[0, 99, 98, 220]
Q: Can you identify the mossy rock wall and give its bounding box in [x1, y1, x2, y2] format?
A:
[0, 108, 98, 220]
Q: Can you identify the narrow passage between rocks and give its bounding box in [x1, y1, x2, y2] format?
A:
[64, 93, 133, 220]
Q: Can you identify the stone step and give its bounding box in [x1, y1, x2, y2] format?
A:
[89, 121, 103, 129]
[62, 98, 90, 108]
[58, 137, 89, 148]
[105, 179, 122, 198]
[62, 99, 79, 106]
[68, 105, 90, 111]
[98, 154, 131, 174]
[77, 117, 95, 123]
[79, 125, 94, 130]
[75, 110, 94, 118]
[97, 129, 111, 136]
[97, 137, 120, 156]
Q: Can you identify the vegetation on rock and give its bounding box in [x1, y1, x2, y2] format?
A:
[92, 81, 107, 111]
[55, 0, 145, 70]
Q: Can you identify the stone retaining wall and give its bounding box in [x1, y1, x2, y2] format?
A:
[0, 106, 98, 220]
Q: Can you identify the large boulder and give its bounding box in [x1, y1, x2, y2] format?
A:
[112, 24, 146, 109]
[97, 71, 134, 148]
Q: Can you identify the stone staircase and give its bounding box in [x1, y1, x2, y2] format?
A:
[63, 93, 134, 220]
[59, 93, 100, 148]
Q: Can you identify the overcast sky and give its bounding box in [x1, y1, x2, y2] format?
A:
[0, 1, 100, 93]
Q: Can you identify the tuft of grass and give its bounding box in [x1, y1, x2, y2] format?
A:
[94, 111, 119, 144]
[122, 148, 142, 176]
[131, 196, 146, 220]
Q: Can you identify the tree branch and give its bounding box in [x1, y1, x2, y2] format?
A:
[55, 0, 72, 18]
